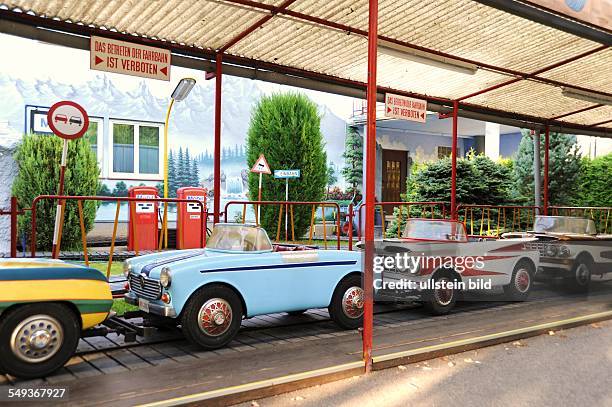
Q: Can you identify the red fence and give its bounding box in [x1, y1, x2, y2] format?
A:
[224, 200, 342, 250]
[457, 204, 541, 237]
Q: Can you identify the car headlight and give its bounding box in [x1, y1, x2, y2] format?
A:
[160, 267, 172, 288]
[559, 245, 571, 257]
[544, 244, 559, 257]
[123, 262, 133, 277]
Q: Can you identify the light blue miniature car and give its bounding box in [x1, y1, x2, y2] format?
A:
[124, 224, 363, 349]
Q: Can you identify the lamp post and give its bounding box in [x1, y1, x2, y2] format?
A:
[161, 78, 196, 248]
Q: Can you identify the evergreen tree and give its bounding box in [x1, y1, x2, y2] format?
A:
[183, 148, 192, 187]
[176, 147, 185, 189]
[512, 130, 581, 206]
[167, 150, 177, 197]
[246, 93, 327, 238]
[576, 154, 612, 207]
[191, 159, 200, 187]
[12, 134, 100, 250]
[342, 126, 363, 193]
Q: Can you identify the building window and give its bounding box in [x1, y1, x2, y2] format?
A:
[109, 119, 163, 180]
[139, 125, 160, 174]
[82, 118, 103, 159]
[437, 146, 452, 159]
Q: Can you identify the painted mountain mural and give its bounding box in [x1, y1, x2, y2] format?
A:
[0, 72, 348, 195]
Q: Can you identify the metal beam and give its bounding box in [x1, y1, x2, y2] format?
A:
[219, 0, 298, 53]
[543, 126, 550, 215]
[549, 104, 603, 120]
[0, 16, 610, 138]
[217, 0, 612, 99]
[363, 0, 378, 373]
[456, 45, 608, 102]
[589, 119, 612, 128]
[471, 0, 612, 46]
[213, 53, 223, 224]
[451, 101, 459, 219]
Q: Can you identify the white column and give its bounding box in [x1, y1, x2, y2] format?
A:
[484, 122, 501, 160]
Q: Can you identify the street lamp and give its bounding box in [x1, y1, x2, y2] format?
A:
[161, 78, 196, 249]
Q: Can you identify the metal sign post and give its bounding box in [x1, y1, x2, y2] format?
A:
[274, 169, 300, 240]
[47, 101, 89, 258]
[250, 154, 271, 224]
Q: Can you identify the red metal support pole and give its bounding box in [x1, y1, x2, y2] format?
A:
[363, 0, 378, 373]
[543, 125, 550, 215]
[213, 53, 222, 224]
[451, 100, 459, 220]
[10, 196, 17, 258]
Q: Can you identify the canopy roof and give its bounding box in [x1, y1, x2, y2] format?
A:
[1, 0, 610, 135]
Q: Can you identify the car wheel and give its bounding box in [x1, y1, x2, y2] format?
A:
[287, 310, 308, 316]
[503, 260, 534, 301]
[424, 272, 458, 315]
[0, 303, 80, 379]
[328, 275, 364, 330]
[181, 285, 243, 350]
[564, 256, 592, 293]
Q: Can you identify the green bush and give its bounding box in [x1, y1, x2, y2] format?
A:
[512, 130, 581, 205]
[386, 154, 513, 237]
[576, 154, 612, 207]
[246, 93, 327, 239]
[12, 134, 100, 250]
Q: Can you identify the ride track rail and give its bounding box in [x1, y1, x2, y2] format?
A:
[73, 282, 609, 357]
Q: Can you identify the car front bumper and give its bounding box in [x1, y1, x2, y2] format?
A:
[125, 292, 177, 318]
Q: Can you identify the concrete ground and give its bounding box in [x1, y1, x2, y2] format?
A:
[238, 320, 612, 407]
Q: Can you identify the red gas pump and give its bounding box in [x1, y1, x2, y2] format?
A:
[128, 186, 159, 251]
[176, 187, 207, 249]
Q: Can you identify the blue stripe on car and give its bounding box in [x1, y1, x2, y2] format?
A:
[200, 260, 358, 274]
[141, 251, 205, 276]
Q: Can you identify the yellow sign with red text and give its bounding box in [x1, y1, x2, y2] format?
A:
[90, 36, 171, 81]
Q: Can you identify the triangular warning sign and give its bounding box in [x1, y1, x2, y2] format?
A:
[95, 56, 103, 65]
[160, 66, 168, 76]
[251, 154, 271, 174]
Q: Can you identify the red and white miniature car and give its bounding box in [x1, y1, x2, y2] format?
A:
[368, 218, 539, 314]
[504, 216, 612, 291]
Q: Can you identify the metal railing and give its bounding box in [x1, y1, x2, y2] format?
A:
[457, 204, 541, 238]
[224, 200, 342, 250]
[29, 195, 207, 278]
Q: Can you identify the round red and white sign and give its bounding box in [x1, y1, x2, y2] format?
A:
[47, 101, 89, 140]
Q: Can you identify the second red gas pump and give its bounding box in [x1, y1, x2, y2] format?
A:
[176, 187, 207, 249]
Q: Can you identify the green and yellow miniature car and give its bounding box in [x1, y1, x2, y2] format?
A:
[0, 258, 112, 379]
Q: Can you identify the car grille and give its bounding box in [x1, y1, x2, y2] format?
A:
[525, 242, 547, 257]
[128, 273, 162, 300]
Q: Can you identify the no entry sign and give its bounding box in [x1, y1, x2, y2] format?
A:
[385, 93, 427, 123]
[90, 36, 171, 81]
[47, 101, 89, 140]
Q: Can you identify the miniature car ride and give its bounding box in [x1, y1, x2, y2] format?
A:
[124, 223, 363, 350]
[0, 259, 113, 379]
[504, 216, 612, 291]
[366, 219, 539, 315]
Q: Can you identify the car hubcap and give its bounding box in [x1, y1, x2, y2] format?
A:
[515, 268, 531, 293]
[198, 298, 232, 337]
[10, 315, 63, 363]
[434, 277, 454, 306]
[342, 287, 364, 319]
[576, 264, 590, 286]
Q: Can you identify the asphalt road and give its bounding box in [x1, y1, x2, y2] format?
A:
[238, 319, 612, 407]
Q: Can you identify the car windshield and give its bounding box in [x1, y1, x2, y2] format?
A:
[206, 224, 273, 252]
[402, 219, 467, 242]
[533, 216, 596, 235]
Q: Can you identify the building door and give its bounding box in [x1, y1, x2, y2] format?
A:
[381, 149, 408, 213]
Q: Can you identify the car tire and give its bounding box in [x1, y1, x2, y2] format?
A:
[181, 285, 243, 350]
[564, 256, 593, 293]
[424, 271, 459, 315]
[503, 259, 534, 301]
[0, 303, 80, 379]
[328, 274, 364, 330]
[287, 310, 308, 316]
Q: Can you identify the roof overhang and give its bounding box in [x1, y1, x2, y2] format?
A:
[0, 0, 610, 137]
